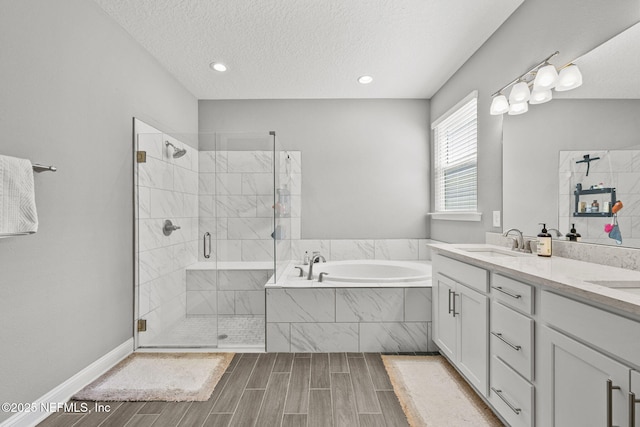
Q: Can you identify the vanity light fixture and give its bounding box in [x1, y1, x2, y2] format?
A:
[358, 75, 373, 84]
[490, 51, 582, 116]
[210, 62, 227, 72]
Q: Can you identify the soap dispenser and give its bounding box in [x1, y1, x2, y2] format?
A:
[537, 223, 552, 257]
[565, 223, 582, 242]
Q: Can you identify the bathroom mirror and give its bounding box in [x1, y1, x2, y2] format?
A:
[502, 21, 640, 248]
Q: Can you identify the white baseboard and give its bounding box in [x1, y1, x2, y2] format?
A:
[0, 338, 133, 427]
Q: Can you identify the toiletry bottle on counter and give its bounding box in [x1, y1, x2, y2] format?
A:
[566, 223, 582, 242]
[537, 223, 552, 257]
[303, 251, 310, 265]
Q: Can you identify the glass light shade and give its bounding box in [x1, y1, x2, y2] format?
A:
[529, 89, 552, 105]
[509, 81, 531, 103]
[533, 64, 558, 90]
[490, 95, 509, 115]
[555, 65, 583, 91]
[508, 102, 528, 115]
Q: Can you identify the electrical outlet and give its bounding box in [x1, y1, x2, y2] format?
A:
[493, 211, 501, 227]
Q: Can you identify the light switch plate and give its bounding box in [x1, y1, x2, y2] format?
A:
[493, 211, 501, 227]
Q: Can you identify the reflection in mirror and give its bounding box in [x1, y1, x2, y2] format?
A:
[502, 21, 640, 248]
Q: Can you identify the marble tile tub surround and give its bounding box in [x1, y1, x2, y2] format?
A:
[486, 231, 640, 272]
[558, 149, 640, 247]
[136, 131, 199, 345]
[292, 238, 436, 262]
[432, 242, 640, 317]
[266, 286, 436, 352]
[198, 150, 301, 263]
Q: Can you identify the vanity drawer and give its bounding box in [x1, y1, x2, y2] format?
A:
[490, 356, 534, 427]
[433, 254, 488, 293]
[491, 301, 534, 381]
[542, 291, 640, 367]
[492, 274, 534, 315]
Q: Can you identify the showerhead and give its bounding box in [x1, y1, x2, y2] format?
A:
[165, 141, 187, 159]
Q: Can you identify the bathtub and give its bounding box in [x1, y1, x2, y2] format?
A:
[295, 260, 431, 286]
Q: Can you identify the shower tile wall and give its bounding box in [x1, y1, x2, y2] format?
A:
[291, 238, 433, 262]
[198, 150, 301, 263]
[559, 150, 640, 247]
[136, 133, 199, 345]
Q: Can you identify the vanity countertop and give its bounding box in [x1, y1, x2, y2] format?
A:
[430, 243, 640, 317]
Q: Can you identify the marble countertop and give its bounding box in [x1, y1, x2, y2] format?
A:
[430, 243, 640, 317]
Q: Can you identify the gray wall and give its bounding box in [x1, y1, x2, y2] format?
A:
[503, 99, 640, 237]
[429, 0, 640, 243]
[0, 0, 197, 419]
[199, 99, 430, 239]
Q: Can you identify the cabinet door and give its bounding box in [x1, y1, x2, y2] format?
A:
[631, 371, 640, 427]
[434, 274, 456, 360]
[456, 283, 488, 396]
[540, 326, 630, 427]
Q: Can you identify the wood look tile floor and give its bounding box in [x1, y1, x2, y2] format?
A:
[38, 353, 417, 427]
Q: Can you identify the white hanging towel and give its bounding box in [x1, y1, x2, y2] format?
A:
[0, 155, 39, 237]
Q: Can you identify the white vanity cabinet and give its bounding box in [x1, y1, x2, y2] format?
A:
[433, 254, 489, 396]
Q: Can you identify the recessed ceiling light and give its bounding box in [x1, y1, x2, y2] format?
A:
[210, 62, 227, 72]
[358, 75, 373, 84]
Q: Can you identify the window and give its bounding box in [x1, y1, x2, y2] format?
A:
[432, 92, 478, 217]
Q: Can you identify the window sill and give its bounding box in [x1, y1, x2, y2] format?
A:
[428, 212, 482, 222]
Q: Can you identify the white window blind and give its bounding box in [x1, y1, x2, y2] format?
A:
[433, 95, 478, 213]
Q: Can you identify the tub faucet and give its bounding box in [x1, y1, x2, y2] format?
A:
[503, 228, 524, 251]
[307, 254, 327, 280]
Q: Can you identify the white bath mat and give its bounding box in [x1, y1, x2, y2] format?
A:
[382, 355, 503, 426]
[74, 352, 234, 402]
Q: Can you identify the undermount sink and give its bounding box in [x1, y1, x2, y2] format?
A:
[587, 280, 640, 296]
[461, 247, 523, 258]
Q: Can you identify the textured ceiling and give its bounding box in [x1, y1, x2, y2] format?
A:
[93, 0, 523, 99]
[558, 21, 640, 99]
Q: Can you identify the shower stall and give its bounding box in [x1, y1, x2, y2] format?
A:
[133, 119, 297, 350]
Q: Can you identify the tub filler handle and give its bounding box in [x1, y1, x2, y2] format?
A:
[318, 272, 329, 282]
[294, 266, 304, 277]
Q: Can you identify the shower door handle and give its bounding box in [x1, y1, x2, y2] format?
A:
[204, 232, 211, 259]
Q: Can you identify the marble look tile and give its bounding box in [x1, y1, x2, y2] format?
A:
[292, 240, 331, 262]
[279, 151, 302, 174]
[279, 174, 302, 195]
[149, 189, 183, 218]
[137, 218, 164, 252]
[218, 270, 270, 291]
[266, 323, 291, 352]
[138, 156, 174, 191]
[558, 194, 571, 218]
[242, 240, 275, 262]
[618, 173, 640, 195]
[418, 239, 434, 260]
[217, 291, 235, 314]
[216, 173, 243, 195]
[174, 166, 198, 195]
[335, 289, 404, 322]
[217, 218, 228, 240]
[276, 240, 292, 263]
[216, 151, 228, 172]
[291, 218, 301, 240]
[198, 151, 216, 173]
[360, 322, 429, 352]
[199, 173, 216, 195]
[149, 270, 184, 307]
[186, 270, 217, 291]
[137, 132, 163, 160]
[405, 288, 432, 321]
[559, 171, 572, 195]
[290, 195, 302, 218]
[187, 291, 217, 315]
[184, 194, 198, 218]
[139, 246, 174, 283]
[236, 290, 265, 315]
[266, 289, 335, 322]
[217, 196, 257, 218]
[427, 323, 439, 352]
[632, 216, 640, 238]
[257, 195, 275, 218]
[228, 217, 272, 239]
[173, 241, 198, 270]
[290, 323, 359, 352]
[330, 240, 375, 261]
[199, 195, 215, 218]
[137, 187, 151, 219]
[138, 283, 151, 316]
[199, 218, 217, 241]
[609, 150, 635, 172]
[216, 240, 242, 262]
[227, 151, 273, 173]
[558, 151, 572, 173]
[374, 239, 419, 260]
[242, 173, 274, 195]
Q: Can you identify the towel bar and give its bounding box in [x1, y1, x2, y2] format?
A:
[32, 164, 57, 172]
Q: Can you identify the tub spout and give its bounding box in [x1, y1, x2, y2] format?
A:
[307, 254, 327, 280]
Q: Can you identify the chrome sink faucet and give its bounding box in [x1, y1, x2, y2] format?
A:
[503, 228, 524, 251]
[307, 253, 327, 280]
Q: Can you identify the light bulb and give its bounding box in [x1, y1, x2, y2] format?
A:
[529, 89, 552, 105]
[555, 65, 583, 91]
[508, 102, 528, 115]
[509, 81, 531, 103]
[533, 64, 558, 90]
[490, 95, 509, 115]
